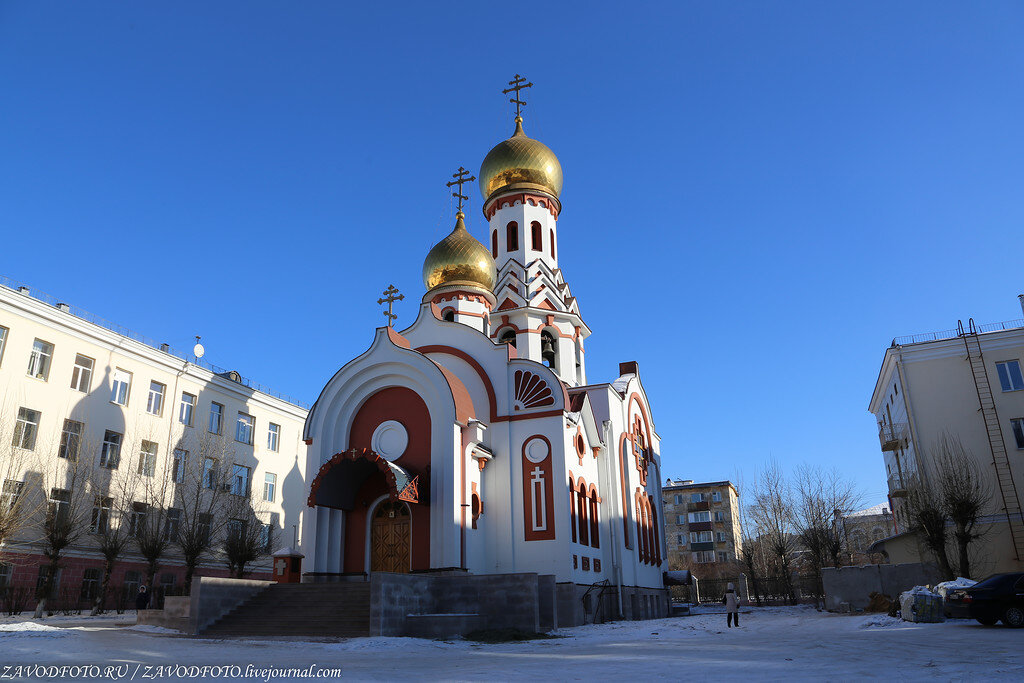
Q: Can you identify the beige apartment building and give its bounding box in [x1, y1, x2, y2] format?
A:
[662, 479, 742, 572]
[869, 294, 1024, 575]
[0, 276, 309, 607]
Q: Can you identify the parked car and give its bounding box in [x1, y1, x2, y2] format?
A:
[946, 573, 1024, 627]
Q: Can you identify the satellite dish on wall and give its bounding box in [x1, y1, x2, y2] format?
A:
[193, 335, 205, 361]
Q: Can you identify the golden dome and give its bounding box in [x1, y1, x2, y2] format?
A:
[422, 212, 497, 292]
[479, 117, 563, 203]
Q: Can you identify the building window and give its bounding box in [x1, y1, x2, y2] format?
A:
[99, 430, 122, 469]
[165, 508, 181, 541]
[691, 550, 715, 563]
[49, 488, 71, 527]
[70, 354, 94, 392]
[263, 472, 277, 503]
[138, 440, 158, 477]
[688, 511, 711, 523]
[2, 480, 24, 513]
[0, 325, 8, 367]
[202, 458, 217, 489]
[171, 449, 188, 483]
[230, 464, 251, 496]
[0, 562, 11, 588]
[159, 572, 176, 597]
[111, 368, 132, 405]
[673, 494, 681, 504]
[79, 568, 101, 602]
[209, 402, 224, 434]
[236, 413, 254, 445]
[718, 551, 728, 563]
[996, 360, 1024, 392]
[198, 514, 212, 545]
[37, 566, 61, 598]
[27, 339, 54, 380]
[550, 229, 556, 258]
[129, 502, 148, 537]
[676, 514, 685, 524]
[716, 531, 727, 542]
[90, 495, 112, 534]
[677, 534, 685, 545]
[179, 392, 196, 426]
[1011, 418, 1024, 449]
[491, 230, 498, 258]
[259, 523, 273, 552]
[530, 221, 542, 251]
[690, 530, 713, 543]
[123, 570, 141, 596]
[498, 329, 517, 349]
[712, 491, 722, 503]
[13, 407, 40, 450]
[267, 423, 280, 452]
[714, 511, 725, 522]
[58, 419, 83, 460]
[506, 221, 519, 251]
[146, 381, 166, 416]
[690, 492, 706, 503]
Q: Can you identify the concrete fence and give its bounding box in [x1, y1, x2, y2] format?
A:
[822, 563, 943, 612]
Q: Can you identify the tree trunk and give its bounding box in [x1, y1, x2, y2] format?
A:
[91, 557, 115, 616]
[955, 523, 971, 579]
[184, 561, 196, 595]
[33, 556, 61, 619]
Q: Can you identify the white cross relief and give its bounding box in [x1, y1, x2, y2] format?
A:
[531, 466, 547, 531]
[275, 558, 288, 576]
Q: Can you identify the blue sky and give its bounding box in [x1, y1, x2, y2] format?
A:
[3, 2, 1023, 507]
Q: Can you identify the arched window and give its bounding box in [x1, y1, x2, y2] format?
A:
[471, 493, 482, 529]
[577, 483, 589, 546]
[491, 230, 498, 258]
[506, 221, 519, 251]
[636, 498, 647, 563]
[531, 221, 542, 251]
[550, 229, 556, 258]
[498, 329, 517, 349]
[442, 309, 455, 322]
[649, 500, 660, 564]
[589, 489, 600, 549]
[569, 477, 577, 543]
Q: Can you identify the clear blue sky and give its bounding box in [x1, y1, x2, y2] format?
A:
[3, 2, 1023, 507]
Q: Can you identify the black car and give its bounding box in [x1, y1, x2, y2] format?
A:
[947, 573, 1024, 627]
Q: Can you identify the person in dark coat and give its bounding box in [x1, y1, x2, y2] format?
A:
[722, 582, 739, 628]
[135, 585, 149, 611]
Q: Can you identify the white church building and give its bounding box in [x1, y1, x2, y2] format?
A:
[299, 84, 668, 624]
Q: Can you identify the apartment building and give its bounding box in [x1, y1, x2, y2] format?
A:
[662, 479, 742, 571]
[0, 277, 309, 606]
[869, 294, 1024, 574]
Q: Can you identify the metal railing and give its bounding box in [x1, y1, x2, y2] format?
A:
[893, 318, 1024, 346]
[878, 422, 908, 451]
[0, 275, 309, 409]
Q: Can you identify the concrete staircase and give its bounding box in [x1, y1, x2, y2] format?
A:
[202, 583, 371, 638]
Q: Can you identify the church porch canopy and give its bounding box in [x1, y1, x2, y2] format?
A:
[307, 447, 421, 510]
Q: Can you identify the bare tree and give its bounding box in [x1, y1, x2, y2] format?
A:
[747, 461, 796, 604]
[173, 432, 231, 591]
[90, 461, 140, 615]
[0, 404, 43, 557]
[934, 435, 990, 579]
[905, 476, 955, 580]
[792, 465, 862, 608]
[222, 494, 273, 579]
[132, 436, 174, 597]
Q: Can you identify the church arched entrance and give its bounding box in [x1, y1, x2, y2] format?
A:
[370, 500, 411, 573]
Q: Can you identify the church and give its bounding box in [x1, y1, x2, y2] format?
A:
[299, 78, 668, 624]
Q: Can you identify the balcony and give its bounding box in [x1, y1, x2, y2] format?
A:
[687, 501, 710, 512]
[878, 422, 908, 452]
[887, 473, 908, 497]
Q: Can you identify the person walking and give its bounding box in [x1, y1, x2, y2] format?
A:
[135, 585, 149, 612]
[722, 582, 740, 628]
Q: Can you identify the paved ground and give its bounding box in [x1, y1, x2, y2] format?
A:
[1, 606, 1020, 681]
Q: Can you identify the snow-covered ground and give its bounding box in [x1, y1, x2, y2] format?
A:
[1, 606, 1020, 681]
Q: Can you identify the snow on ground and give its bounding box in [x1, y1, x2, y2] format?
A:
[0, 606, 1021, 681]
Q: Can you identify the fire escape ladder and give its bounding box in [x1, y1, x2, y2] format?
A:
[960, 318, 1024, 561]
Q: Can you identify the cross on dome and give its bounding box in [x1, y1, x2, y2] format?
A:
[446, 166, 476, 214]
[502, 74, 533, 120]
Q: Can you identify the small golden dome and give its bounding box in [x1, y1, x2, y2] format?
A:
[422, 212, 497, 292]
[479, 117, 563, 203]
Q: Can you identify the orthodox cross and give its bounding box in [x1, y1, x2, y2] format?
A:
[377, 285, 404, 327]
[446, 166, 476, 213]
[502, 74, 533, 119]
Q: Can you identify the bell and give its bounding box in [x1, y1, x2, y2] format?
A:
[541, 335, 555, 356]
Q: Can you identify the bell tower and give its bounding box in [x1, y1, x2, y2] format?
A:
[478, 76, 589, 386]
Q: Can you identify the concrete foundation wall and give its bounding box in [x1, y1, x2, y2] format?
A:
[822, 563, 943, 611]
[189, 577, 274, 634]
[136, 596, 190, 632]
[369, 571, 545, 636]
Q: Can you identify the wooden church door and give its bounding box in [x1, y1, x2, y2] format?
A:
[370, 501, 411, 573]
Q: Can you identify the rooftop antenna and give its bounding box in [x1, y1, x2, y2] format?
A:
[193, 335, 205, 363]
